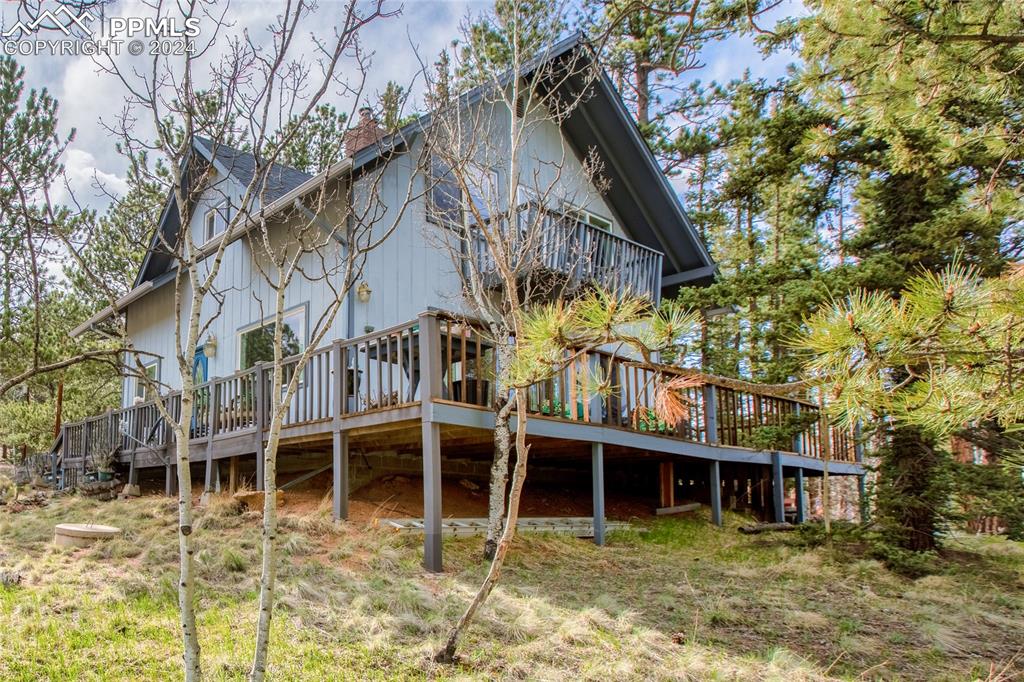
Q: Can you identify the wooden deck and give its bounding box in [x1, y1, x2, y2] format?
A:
[59, 311, 865, 571]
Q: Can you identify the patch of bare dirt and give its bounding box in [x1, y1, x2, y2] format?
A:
[275, 470, 659, 524]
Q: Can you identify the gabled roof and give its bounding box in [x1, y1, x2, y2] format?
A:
[358, 32, 716, 295]
[195, 137, 312, 203]
[132, 139, 312, 288]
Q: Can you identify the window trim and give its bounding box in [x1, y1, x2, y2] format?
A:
[133, 359, 160, 403]
[204, 201, 229, 243]
[564, 202, 612, 231]
[426, 154, 498, 228]
[236, 303, 309, 371]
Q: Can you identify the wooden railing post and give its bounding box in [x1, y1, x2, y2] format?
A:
[703, 384, 719, 444]
[332, 340, 344, 423]
[793, 403, 804, 455]
[209, 380, 220, 442]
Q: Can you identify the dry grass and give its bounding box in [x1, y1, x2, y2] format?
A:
[0, 494, 1022, 681]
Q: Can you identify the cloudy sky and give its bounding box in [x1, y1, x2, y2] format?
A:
[2, 0, 799, 213]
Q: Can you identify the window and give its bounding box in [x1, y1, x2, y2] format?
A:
[566, 203, 612, 231]
[204, 202, 228, 242]
[238, 306, 306, 370]
[427, 156, 460, 226]
[427, 156, 497, 226]
[134, 361, 159, 403]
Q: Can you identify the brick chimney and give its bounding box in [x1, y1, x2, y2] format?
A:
[343, 106, 384, 157]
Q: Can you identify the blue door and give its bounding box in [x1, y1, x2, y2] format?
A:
[192, 348, 209, 436]
[193, 348, 208, 384]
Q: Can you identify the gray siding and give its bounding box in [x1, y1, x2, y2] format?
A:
[122, 108, 639, 404]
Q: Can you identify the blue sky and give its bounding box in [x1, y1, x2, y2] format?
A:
[1, 0, 800, 212]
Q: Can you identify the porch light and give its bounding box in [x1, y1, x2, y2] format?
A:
[357, 281, 372, 303]
[203, 336, 218, 358]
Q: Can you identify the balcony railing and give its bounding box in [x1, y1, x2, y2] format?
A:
[60, 312, 858, 475]
[469, 203, 664, 302]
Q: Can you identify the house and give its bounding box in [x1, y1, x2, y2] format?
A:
[58, 35, 865, 571]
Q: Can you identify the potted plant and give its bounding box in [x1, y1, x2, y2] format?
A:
[94, 447, 117, 482]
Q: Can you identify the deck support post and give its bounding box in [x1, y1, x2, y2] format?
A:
[255, 449, 264, 492]
[128, 452, 138, 486]
[422, 421, 442, 571]
[771, 452, 785, 523]
[419, 313, 443, 572]
[204, 449, 214, 494]
[794, 467, 806, 524]
[658, 460, 674, 508]
[709, 460, 722, 526]
[165, 463, 174, 496]
[228, 456, 238, 494]
[858, 474, 869, 523]
[592, 442, 606, 546]
[332, 430, 349, 521]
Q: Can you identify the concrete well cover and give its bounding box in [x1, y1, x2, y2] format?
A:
[54, 523, 122, 547]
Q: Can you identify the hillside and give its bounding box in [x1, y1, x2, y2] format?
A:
[1, 489, 1022, 681]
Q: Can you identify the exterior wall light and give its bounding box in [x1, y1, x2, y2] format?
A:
[357, 281, 372, 303]
[203, 336, 218, 358]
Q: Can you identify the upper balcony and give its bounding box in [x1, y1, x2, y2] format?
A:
[468, 202, 664, 303]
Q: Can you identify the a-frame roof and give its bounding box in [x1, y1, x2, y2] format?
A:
[132, 138, 312, 288]
[353, 32, 716, 294]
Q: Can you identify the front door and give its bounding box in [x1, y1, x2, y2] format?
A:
[192, 348, 209, 436]
[193, 347, 208, 384]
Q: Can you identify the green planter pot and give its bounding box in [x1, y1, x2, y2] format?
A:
[97, 471, 114, 482]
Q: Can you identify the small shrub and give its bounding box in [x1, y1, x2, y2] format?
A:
[869, 542, 939, 578]
[222, 549, 247, 573]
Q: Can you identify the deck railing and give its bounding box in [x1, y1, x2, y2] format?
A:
[60, 312, 857, 472]
[469, 202, 664, 302]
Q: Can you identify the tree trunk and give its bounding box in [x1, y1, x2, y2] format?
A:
[250, 340, 286, 681]
[175, 401, 202, 681]
[483, 342, 514, 560]
[879, 425, 943, 552]
[436, 389, 531, 663]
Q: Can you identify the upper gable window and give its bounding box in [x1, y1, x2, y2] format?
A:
[204, 202, 228, 242]
[427, 156, 497, 227]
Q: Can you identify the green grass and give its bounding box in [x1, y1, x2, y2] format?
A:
[1, 495, 1022, 680]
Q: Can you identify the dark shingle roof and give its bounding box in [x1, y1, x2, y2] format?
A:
[195, 136, 312, 204]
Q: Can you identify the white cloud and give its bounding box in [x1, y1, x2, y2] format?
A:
[54, 148, 129, 210]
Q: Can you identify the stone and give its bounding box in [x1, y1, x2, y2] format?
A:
[120, 484, 141, 498]
[232, 490, 284, 511]
[54, 523, 122, 548]
[0, 570, 22, 587]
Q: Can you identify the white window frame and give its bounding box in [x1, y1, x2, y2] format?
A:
[204, 202, 228, 243]
[133, 360, 160, 403]
[564, 202, 612, 231]
[237, 304, 308, 371]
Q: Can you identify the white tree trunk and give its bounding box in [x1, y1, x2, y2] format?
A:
[249, 358, 285, 681]
[175, 398, 202, 681]
[436, 389, 531, 663]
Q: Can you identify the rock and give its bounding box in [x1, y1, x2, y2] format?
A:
[232, 490, 284, 511]
[459, 478, 480, 492]
[0, 570, 22, 587]
[119, 484, 141, 498]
